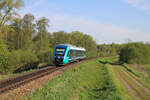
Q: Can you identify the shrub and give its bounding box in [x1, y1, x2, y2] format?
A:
[86, 51, 97, 57]
[0, 41, 10, 73]
[37, 48, 53, 64]
[10, 50, 38, 72]
[119, 42, 150, 64]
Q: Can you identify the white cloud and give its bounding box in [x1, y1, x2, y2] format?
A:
[124, 0, 150, 10]
[48, 14, 150, 44]
[27, 0, 45, 11]
[19, 0, 45, 15]
[18, 1, 150, 44]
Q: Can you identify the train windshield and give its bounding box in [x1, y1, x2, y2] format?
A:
[55, 48, 66, 56]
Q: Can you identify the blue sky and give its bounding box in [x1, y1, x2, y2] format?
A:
[20, 0, 150, 44]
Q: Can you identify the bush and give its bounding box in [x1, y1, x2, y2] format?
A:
[119, 42, 150, 64]
[37, 48, 53, 64]
[97, 44, 120, 57]
[86, 51, 97, 57]
[0, 41, 10, 73]
[10, 50, 38, 72]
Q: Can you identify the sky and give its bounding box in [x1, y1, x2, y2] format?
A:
[19, 0, 150, 44]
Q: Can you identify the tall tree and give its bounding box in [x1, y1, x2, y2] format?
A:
[9, 17, 22, 50]
[35, 17, 50, 51]
[51, 31, 70, 47]
[69, 31, 84, 46]
[21, 13, 35, 49]
[0, 0, 23, 37]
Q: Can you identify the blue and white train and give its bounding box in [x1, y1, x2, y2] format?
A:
[53, 44, 86, 65]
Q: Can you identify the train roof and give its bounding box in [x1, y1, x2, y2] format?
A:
[55, 44, 86, 51]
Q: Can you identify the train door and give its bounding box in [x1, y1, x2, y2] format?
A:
[67, 50, 70, 62]
[69, 50, 74, 62]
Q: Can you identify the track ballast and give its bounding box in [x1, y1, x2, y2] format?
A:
[0, 57, 98, 95]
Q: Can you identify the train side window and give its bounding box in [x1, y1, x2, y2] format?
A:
[78, 51, 81, 57]
[76, 51, 78, 57]
[75, 50, 77, 57]
[80, 51, 82, 56]
[70, 50, 73, 57]
[82, 52, 85, 56]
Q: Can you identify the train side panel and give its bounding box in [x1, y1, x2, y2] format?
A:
[63, 46, 70, 64]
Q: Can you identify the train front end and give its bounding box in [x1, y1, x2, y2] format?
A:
[53, 45, 70, 65]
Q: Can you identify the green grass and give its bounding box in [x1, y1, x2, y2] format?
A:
[99, 56, 133, 100]
[99, 56, 119, 64]
[145, 64, 150, 76]
[146, 64, 150, 70]
[99, 56, 150, 100]
[107, 65, 132, 100]
[100, 56, 150, 90]
[0, 62, 50, 80]
[22, 58, 122, 100]
[0, 73, 17, 80]
[122, 64, 150, 89]
[0, 69, 36, 80]
[116, 67, 150, 100]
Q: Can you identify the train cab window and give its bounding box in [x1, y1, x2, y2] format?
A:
[55, 48, 66, 56]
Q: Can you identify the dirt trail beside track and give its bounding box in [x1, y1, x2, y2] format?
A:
[114, 66, 150, 100]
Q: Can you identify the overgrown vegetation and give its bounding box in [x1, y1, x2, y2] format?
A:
[90, 64, 121, 100]
[99, 57, 132, 100]
[23, 59, 122, 100]
[99, 55, 150, 99]
[0, 41, 10, 73]
[123, 64, 150, 89]
[97, 43, 120, 57]
[119, 42, 150, 64]
[107, 65, 133, 100]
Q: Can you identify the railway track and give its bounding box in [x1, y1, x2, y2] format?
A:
[0, 57, 98, 95]
[0, 66, 60, 94]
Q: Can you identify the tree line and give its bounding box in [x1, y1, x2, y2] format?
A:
[119, 42, 150, 64]
[0, 0, 150, 73]
[0, 0, 98, 73]
[97, 43, 121, 57]
[98, 42, 150, 65]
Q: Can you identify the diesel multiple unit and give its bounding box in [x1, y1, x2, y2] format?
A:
[53, 44, 86, 65]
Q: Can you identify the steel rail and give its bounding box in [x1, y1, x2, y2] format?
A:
[0, 57, 99, 94]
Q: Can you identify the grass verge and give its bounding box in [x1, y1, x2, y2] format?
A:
[0, 69, 37, 80]
[116, 67, 150, 100]
[122, 64, 150, 89]
[23, 58, 122, 100]
[99, 57, 132, 100]
[107, 65, 133, 100]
